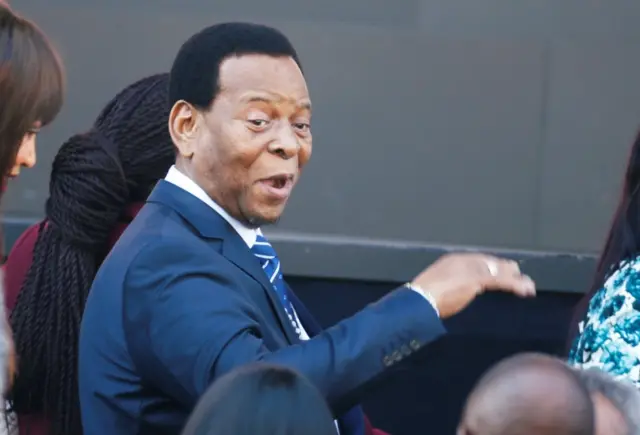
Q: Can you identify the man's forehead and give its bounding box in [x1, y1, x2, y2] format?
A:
[218, 54, 309, 104]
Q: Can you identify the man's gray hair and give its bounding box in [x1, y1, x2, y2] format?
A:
[574, 367, 640, 434]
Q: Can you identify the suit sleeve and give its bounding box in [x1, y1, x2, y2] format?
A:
[123, 238, 446, 413]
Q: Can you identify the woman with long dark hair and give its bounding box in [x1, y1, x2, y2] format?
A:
[5, 73, 174, 435]
[181, 363, 337, 435]
[0, 3, 64, 408]
[569, 129, 640, 385]
[0, 4, 64, 187]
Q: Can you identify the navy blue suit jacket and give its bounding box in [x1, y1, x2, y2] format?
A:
[78, 180, 446, 435]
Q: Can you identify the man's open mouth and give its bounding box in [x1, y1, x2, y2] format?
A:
[258, 174, 294, 199]
[264, 175, 291, 189]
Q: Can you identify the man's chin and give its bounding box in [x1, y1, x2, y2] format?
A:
[245, 206, 286, 228]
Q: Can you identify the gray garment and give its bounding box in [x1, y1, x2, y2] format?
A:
[0, 271, 13, 435]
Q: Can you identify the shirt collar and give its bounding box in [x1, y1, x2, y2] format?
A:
[164, 165, 259, 247]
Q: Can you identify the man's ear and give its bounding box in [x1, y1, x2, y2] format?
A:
[169, 100, 198, 158]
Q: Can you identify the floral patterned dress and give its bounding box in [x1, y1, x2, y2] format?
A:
[569, 257, 640, 386]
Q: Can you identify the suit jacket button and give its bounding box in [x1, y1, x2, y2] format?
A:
[383, 355, 393, 367]
[410, 339, 421, 350]
[392, 350, 402, 362]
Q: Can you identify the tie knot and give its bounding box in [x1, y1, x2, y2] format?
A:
[251, 234, 277, 259]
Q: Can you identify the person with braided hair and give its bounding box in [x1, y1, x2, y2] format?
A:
[4, 73, 173, 435]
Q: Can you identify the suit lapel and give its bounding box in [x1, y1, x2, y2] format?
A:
[221, 237, 301, 344]
[147, 181, 300, 344]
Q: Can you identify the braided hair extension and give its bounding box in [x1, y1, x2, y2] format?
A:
[9, 73, 175, 435]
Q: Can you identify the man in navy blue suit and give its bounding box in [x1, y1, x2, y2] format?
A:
[78, 22, 536, 435]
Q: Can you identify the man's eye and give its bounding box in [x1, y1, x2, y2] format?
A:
[249, 119, 268, 127]
[293, 123, 310, 132]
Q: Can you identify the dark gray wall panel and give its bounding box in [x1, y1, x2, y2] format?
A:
[419, 0, 640, 39]
[537, 42, 640, 252]
[7, 3, 546, 248]
[5, 1, 640, 289]
[279, 30, 545, 249]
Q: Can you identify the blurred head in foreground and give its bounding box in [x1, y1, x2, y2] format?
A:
[181, 363, 336, 435]
[458, 353, 594, 435]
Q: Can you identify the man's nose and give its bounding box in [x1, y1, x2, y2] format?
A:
[269, 125, 299, 160]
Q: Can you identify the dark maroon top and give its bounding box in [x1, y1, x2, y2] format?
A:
[3, 203, 144, 435]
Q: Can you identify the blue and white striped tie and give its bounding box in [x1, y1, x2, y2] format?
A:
[251, 234, 302, 336]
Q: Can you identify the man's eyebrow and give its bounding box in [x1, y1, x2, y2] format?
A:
[239, 93, 311, 110]
[241, 94, 274, 104]
[299, 100, 312, 111]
